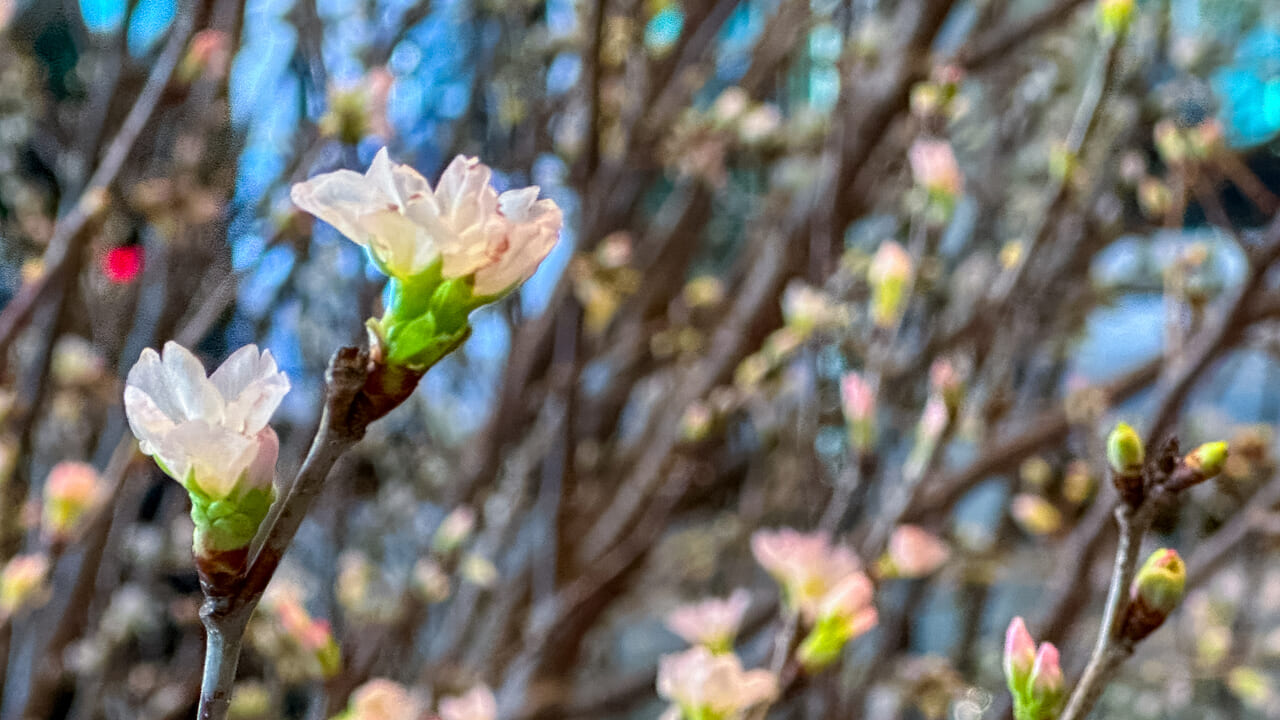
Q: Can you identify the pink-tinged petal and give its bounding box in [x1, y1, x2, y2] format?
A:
[887, 525, 950, 578]
[656, 647, 777, 715]
[496, 186, 540, 220]
[1031, 642, 1063, 693]
[819, 572, 874, 620]
[211, 346, 290, 435]
[434, 155, 499, 228]
[472, 197, 562, 296]
[290, 169, 392, 246]
[243, 427, 280, 492]
[666, 589, 751, 648]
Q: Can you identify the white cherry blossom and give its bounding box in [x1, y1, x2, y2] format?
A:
[290, 148, 562, 296]
[123, 342, 289, 499]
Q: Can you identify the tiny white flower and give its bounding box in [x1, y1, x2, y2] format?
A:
[666, 589, 751, 651]
[290, 148, 562, 296]
[123, 342, 289, 500]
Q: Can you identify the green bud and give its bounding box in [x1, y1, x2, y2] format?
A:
[1106, 423, 1145, 476]
[1096, 0, 1135, 38]
[1185, 441, 1228, 479]
[1122, 548, 1186, 643]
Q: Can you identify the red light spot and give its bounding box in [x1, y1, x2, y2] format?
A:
[102, 246, 144, 284]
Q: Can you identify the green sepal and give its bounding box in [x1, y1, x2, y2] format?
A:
[796, 614, 851, 671]
[189, 483, 276, 553]
[384, 261, 444, 325]
[383, 311, 472, 370]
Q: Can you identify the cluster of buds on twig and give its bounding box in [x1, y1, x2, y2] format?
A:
[1003, 617, 1065, 720]
[751, 528, 879, 671]
[1106, 422, 1229, 507]
[1120, 548, 1187, 645]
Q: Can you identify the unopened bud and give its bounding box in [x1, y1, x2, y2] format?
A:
[1027, 643, 1065, 716]
[42, 461, 104, 543]
[1107, 423, 1145, 507]
[1122, 548, 1186, 643]
[1096, 0, 1136, 38]
[433, 507, 476, 553]
[412, 558, 452, 604]
[1003, 617, 1036, 696]
[0, 554, 50, 619]
[1185, 441, 1228, 479]
[840, 372, 876, 453]
[868, 241, 912, 329]
[460, 554, 498, 589]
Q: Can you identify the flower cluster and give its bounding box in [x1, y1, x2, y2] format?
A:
[751, 528, 878, 670]
[290, 149, 562, 371]
[1003, 617, 1065, 720]
[123, 342, 288, 579]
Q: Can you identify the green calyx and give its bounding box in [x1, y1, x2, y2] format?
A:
[796, 613, 853, 671]
[371, 263, 490, 371]
[188, 482, 275, 554]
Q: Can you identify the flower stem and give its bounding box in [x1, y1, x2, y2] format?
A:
[1058, 501, 1152, 720]
[197, 602, 251, 720]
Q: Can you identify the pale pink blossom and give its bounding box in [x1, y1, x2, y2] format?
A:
[438, 685, 497, 720]
[751, 528, 860, 621]
[291, 149, 562, 295]
[123, 342, 288, 500]
[666, 589, 751, 650]
[41, 461, 104, 540]
[909, 140, 964, 196]
[887, 525, 950, 578]
[344, 678, 426, 720]
[656, 646, 777, 719]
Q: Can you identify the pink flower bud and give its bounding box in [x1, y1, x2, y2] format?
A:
[1003, 617, 1036, 690]
[41, 461, 103, 542]
[1030, 642, 1063, 697]
[909, 140, 964, 197]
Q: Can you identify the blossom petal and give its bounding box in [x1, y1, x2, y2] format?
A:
[290, 169, 392, 245]
[473, 198, 562, 296]
[357, 208, 439, 277]
[210, 345, 290, 434]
